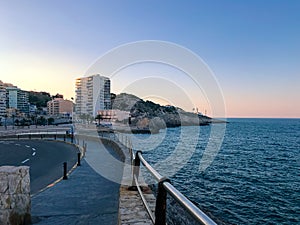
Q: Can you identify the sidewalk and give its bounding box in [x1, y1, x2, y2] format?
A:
[31, 157, 121, 225]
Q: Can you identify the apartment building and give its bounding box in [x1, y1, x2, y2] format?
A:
[6, 86, 29, 114]
[75, 74, 111, 117]
[47, 98, 73, 117]
[0, 81, 6, 117]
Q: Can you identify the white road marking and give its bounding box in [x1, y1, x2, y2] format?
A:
[32, 152, 36, 156]
[25, 145, 30, 148]
[32, 148, 36, 151]
[21, 159, 30, 164]
[15, 144, 21, 146]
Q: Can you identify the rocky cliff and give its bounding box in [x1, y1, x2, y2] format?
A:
[111, 93, 212, 129]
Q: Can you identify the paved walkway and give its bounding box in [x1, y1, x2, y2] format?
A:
[31, 139, 123, 225]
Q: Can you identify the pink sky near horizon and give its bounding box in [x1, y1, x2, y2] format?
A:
[1, 74, 299, 119]
[0, 1, 299, 119]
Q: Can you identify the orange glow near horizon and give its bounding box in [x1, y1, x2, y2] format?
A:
[224, 96, 299, 118]
[0, 52, 299, 119]
[1, 72, 299, 118]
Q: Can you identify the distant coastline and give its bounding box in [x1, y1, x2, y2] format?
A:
[98, 92, 228, 134]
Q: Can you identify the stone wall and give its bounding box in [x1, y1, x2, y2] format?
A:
[0, 166, 31, 225]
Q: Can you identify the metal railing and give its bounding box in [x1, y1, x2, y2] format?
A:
[77, 128, 216, 224]
[0, 131, 86, 182]
[0, 131, 75, 143]
[131, 151, 217, 225]
[0, 126, 70, 136]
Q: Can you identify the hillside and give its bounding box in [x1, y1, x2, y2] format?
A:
[111, 93, 211, 128]
[28, 91, 51, 108]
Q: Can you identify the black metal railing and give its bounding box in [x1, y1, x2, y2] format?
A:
[0, 127, 70, 136]
[131, 151, 217, 225]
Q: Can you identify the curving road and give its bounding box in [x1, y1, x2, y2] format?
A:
[0, 140, 78, 194]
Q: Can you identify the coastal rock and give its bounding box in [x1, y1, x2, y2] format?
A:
[0, 166, 31, 225]
[112, 93, 212, 130]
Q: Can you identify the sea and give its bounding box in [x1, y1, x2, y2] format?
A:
[130, 118, 300, 225]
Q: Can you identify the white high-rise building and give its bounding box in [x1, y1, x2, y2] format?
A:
[75, 74, 111, 118]
[0, 81, 6, 117]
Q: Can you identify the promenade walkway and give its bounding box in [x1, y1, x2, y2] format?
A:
[31, 139, 123, 225]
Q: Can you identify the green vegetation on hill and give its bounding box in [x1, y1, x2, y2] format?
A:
[112, 93, 179, 116]
[28, 91, 51, 108]
[112, 93, 211, 128]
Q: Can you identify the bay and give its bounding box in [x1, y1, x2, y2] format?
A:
[131, 118, 300, 224]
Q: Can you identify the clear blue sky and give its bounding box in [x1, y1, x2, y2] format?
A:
[0, 0, 299, 117]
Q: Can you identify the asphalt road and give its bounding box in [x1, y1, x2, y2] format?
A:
[0, 140, 78, 194]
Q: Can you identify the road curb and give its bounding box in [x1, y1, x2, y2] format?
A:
[30, 140, 83, 197]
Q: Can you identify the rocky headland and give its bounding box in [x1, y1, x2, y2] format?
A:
[111, 93, 223, 133]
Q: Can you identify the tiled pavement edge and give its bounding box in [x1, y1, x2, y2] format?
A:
[31, 159, 120, 225]
[31, 136, 157, 225]
[117, 141, 156, 225]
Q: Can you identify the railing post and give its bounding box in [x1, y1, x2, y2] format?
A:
[155, 180, 168, 225]
[77, 153, 81, 166]
[63, 162, 68, 180]
[129, 151, 142, 190]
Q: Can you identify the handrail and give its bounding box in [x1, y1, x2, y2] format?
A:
[134, 174, 155, 223]
[132, 151, 217, 225]
[163, 182, 216, 225]
[137, 152, 165, 182]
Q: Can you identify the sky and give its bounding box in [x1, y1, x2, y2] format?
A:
[0, 0, 299, 118]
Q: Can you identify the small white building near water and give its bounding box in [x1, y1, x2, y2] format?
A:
[97, 110, 130, 122]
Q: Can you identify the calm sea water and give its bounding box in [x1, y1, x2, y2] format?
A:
[131, 118, 300, 224]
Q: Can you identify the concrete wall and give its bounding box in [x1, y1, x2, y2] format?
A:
[0, 166, 31, 225]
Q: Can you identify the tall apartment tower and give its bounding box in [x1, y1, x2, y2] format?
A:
[0, 81, 6, 117]
[75, 74, 111, 117]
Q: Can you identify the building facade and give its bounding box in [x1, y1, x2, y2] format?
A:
[47, 98, 73, 117]
[97, 109, 130, 122]
[0, 81, 6, 117]
[6, 86, 29, 114]
[75, 74, 111, 117]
